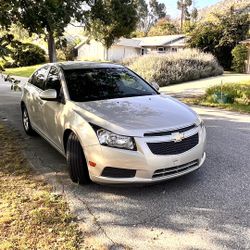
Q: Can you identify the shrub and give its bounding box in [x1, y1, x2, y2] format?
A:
[56, 38, 80, 61]
[205, 84, 240, 104]
[232, 44, 248, 73]
[11, 43, 46, 67]
[124, 49, 223, 86]
[204, 81, 250, 105]
[3, 61, 18, 68]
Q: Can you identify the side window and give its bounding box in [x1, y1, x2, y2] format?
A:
[45, 67, 62, 95]
[31, 66, 49, 90]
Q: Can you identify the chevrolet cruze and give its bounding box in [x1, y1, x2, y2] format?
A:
[21, 62, 206, 184]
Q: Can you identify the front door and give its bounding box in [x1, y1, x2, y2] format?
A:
[42, 66, 65, 151]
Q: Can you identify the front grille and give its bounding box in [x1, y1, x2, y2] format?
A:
[101, 167, 136, 178]
[153, 159, 199, 178]
[144, 124, 196, 137]
[147, 133, 199, 155]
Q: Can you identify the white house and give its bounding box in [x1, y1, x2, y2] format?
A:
[75, 35, 187, 61]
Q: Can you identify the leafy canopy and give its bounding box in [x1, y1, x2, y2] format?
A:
[148, 18, 178, 36]
[232, 44, 248, 73]
[188, 7, 249, 69]
[134, 0, 167, 36]
[0, 0, 90, 62]
[1, 0, 88, 36]
[85, 0, 138, 49]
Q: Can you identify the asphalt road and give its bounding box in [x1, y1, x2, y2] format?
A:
[0, 78, 250, 250]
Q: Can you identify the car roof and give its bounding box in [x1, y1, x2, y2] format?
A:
[46, 61, 124, 70]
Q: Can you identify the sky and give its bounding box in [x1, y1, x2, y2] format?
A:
[160, 0, 221, 18]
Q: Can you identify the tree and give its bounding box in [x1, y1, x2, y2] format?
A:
[189, 7, 249, 69]
[85, 0, 138, 59]
[0, 0, 90, 62]
[0, 34, 21, 90]
[56, 37, 81, 61]
[149, 0, 167, 20]
[0, 34, 14, 64]
[177, 0, 193, 31]
[134, 0, 167, 36]
[232, 44, 248, 73]
[183, 7, 198, 33]
[136, 0, 149, 32]
[148, 18, 178, 36]
[191, 7, 198, 22]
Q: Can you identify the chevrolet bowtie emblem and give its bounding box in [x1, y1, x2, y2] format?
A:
[172, 132, 185, 143]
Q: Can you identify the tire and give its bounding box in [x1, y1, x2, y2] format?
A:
[22, 105, 36, 136]
[66, 133, 91, 184]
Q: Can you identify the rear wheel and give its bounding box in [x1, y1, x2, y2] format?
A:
[22, 105, 36, 136]
[66, 133, 91, 184]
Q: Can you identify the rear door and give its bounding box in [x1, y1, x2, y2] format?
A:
[26, 66, 49, 133]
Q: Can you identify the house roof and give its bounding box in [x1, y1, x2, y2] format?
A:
[115, 38, 141, 48]
[75, 35, 187, 50]
[74, 37, 89, 50]
[133, 34, 186, 47]
[240, 39, 250, 44]
[167, 37, 188, 47]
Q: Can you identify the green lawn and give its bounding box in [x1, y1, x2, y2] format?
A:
[4, 64, 42, 77]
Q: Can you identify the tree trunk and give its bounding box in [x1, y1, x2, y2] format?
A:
[104, 47, 109, 61]
[48, 31, 57, 62]
[180, 1, 184, 32]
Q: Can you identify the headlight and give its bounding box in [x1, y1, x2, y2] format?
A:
[96, 128, 136, 151]
[196, 116, 205, 128]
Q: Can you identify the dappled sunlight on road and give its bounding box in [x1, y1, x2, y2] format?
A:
[161, 73, 250, 98]
[193, 106, 250, 123]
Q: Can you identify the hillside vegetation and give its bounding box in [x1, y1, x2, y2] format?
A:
[198, 0, 250, 20]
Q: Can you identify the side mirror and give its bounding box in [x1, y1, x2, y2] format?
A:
[39, 89, 57, 101]
[151, 82, 160, 91]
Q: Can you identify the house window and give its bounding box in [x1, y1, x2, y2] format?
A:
[141, 48, 145, 55]
[171, 47, 177, 52]
[157, 47, 165, 53]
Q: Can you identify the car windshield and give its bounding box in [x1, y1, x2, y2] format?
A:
[63, 67, 157, 102]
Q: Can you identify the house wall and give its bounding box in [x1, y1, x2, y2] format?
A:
[76, 40, 141, 61]
[76, 40, 105, 61]
[108, 45, 141, 61]
[143, 46, 185, 54]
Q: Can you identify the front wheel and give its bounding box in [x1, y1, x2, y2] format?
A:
[22, 106, 36, 136]
[66, 133, 91, 185]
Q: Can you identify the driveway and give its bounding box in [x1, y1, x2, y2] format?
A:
[0, 78, 250, 250]
[161, 72, 250, 98]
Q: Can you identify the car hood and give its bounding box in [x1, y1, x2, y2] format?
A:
[74, 94, 198, 137]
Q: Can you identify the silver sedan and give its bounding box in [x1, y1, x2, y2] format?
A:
[21, 62, 206, 184]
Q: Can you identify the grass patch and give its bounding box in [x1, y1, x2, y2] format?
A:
[4, 64, 42, 77]
[182, 80, 250, 114]
[0, 123, 82, 249]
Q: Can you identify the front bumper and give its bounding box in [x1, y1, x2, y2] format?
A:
[84, 126, 206, 184]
